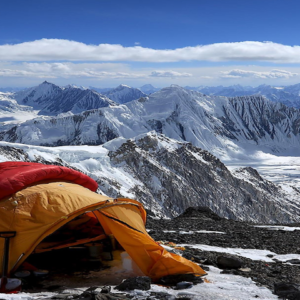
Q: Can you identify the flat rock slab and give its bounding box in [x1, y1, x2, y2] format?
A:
[115, 276, 151, 291]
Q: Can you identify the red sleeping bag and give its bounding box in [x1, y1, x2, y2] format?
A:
[0, 161, 98, 201]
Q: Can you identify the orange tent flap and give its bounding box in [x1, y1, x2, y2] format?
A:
[148, 248, 206, 280]
[101, 204, 148, 234]
[100, 211, 206, 281]
[93, 210, 112, 235]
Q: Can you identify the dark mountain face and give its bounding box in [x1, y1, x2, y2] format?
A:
[14, 81, 116, 115]
[108, 134, 300, 223]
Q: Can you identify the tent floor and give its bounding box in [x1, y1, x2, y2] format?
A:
[19, 249, 144, 292]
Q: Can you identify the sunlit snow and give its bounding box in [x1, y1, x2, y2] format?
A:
[179, 244, 300, 264]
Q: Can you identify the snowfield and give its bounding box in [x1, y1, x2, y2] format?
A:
[226, 152, 300, 189]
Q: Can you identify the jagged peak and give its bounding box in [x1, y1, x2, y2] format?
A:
[63, 84, 87, 90]
[36, 81, 60, 90]
[116, 84, 132, 90]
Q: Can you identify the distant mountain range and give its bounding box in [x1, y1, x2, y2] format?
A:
[185, 83, 300, 108]
[1, 84, 300, 159]
[4, 82, 300, 108]
[139, 84, 161, 94]
[91, 84, 160, 96]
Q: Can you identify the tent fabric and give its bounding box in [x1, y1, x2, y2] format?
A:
[0, 161, 98, 201]
[0, 181, 112, 274]
[0, 162, 206, 280]
[99, 208, 206, 280]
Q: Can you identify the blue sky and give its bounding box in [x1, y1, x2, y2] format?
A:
[1, 0, 300, 88]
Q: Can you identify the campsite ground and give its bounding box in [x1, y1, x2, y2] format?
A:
[3, 207, 300, 299]
[147, 207, 300, 298]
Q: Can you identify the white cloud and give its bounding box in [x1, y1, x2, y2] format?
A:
[150, 70, 192, 78]
[1, 39, 300, 63]
[0, 63, 193, 80]
[0, 62, 146, 79]
[221, 69, 299, 79]
[0, 68, 56, 78]
[200, 76, 213, 79]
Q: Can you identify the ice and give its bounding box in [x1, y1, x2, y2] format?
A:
[147, 266, 278, 300]
[254, 225, 300, 231]
[179, 244, 300, 264]
[226, 152, 300, 189]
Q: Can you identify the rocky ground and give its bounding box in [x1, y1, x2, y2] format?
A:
[15, 207, 300, 300]
[147, 207, 300, 299]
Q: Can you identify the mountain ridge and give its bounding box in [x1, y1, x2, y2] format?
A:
[13, 81, 116, 115]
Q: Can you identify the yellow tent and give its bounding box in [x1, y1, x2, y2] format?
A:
[0, 162, 206, 281]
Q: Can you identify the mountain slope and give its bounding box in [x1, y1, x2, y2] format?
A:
[0, 132, 299, 223]
[103, 84, 146, 104]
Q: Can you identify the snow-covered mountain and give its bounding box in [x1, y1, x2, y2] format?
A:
[103, 84, 146, 104]
[185, 85, 253, 96]
[284, 83, 300, 95]
[0, 92, 39, 125]
[2, 85, 300, 159]
[251, 84, 300, 108]
[13, 81, 116, 115]
[189, 84, 300, 108]
[63, 84, 88, 90]
[0, 132, 299, 223]
[214, 85, 256, 97]
[139, 84, 161, 94]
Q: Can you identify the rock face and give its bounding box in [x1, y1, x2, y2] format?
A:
[216, 256, 243, 269]
[108, 133, 300, 223]
[1, 132, 300, 223]
[274, 282, 300, 299]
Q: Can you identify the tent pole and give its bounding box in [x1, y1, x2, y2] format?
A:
[0, 232, 17, 293]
